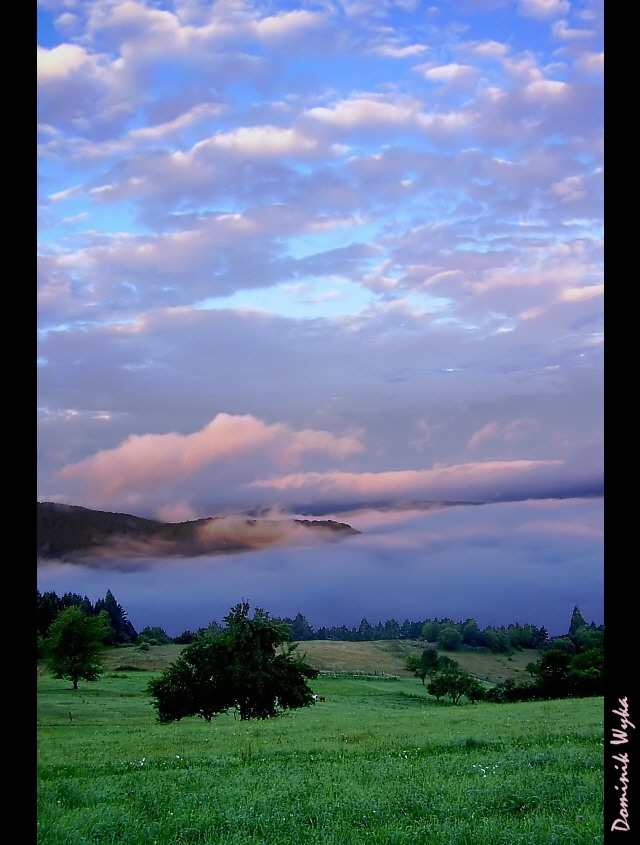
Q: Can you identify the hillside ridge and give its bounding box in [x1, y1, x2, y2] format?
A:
[37, 501, 360, 561]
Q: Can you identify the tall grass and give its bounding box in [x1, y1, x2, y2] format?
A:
[37, 663, 603, 844]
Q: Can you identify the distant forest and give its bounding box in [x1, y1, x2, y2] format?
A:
[36, 588, 602, 657]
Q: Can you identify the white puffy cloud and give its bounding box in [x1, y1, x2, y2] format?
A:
[518, 0, 570, 19]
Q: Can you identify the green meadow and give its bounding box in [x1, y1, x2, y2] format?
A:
[37, 643, 603, 845]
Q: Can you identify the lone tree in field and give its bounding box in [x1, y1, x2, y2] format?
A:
[405, 649, 458, 685]
[427, 667, 485, 705]
[147, 601, 319, 722]
[45, 606, 111, 690]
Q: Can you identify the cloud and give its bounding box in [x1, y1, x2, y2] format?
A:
[517, 0, 571, 19]
[253, 9, 326, 41]
[305, 96, 422, 130]
[37, 497, 603, 638]
[37, 284, 602, 519]
[37, 0, 603, 611]
[370, 43, 429, 59]
[37, 43, 98, 83]
[248, 458, 600, 509]
[192, 125, 337, 159]
[422, 63, 478, 84]
[37, 43, 118, 130]
[56, 413, 364, 513]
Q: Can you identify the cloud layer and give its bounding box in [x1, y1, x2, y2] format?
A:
[37, 497, 604, 638]
[38, 2, 603, 524]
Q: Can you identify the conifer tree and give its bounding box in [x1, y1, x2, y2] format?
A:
[568, 606, 588, 639]
[94, 589, 138, 643]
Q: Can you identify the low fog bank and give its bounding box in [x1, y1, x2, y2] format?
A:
[37, 497, 603, 639]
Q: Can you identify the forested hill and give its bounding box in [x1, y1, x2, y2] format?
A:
[37, 502, 360, 561]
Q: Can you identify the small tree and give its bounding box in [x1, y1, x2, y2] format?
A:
[405, 648, 457, 684]
[464, 677, 486, 704]
[137, 626, 172, 646]
[45, 606, 111, 690]
[420, 621, 441, 642]
[147, 601, 319, 722]
[437, 626, 463, 651]
[427, 669, 461, 702]
[405, 648, 437, 684]
[427, 668, 479, 705]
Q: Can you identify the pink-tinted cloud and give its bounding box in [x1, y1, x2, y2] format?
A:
[37, 0, 603, 527]
[249, 459, 568, 505]
[57, 413, 364, 509]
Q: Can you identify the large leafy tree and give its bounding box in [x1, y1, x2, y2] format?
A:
[45, 606, 111, 689]
[420, 621, 441, 642]
[461, 619, 484, 647]
[147, 602, 319, 722]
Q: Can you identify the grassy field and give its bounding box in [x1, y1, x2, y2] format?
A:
[288, 639, 542, 685]
[97, 639, 543, 685]
[37, 642, 603, 845]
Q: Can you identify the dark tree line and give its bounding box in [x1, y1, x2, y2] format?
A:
[273, 613, 554, 652]
[37, 589, 137, 647]
[38, 594, 603, 707]
[170, 613, 553, 652]
[484, 606, 604, 702]
[402, 606, 604, 705]
[37, 590, 601, 661]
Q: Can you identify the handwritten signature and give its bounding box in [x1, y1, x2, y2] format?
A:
[610, 696, 634, 832]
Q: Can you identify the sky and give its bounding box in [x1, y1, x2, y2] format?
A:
[37, 0, 604, 636]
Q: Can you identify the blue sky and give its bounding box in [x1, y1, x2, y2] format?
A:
[37, 1, 603, 632]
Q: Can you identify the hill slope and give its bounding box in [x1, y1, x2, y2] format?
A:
[37, 501, 360, 561]
[100, 640, 540, 685]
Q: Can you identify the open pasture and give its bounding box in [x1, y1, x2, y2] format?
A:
[37, 648, 603, 845]
[292, 639, 542, 685]
[98, 639, 543, 685]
